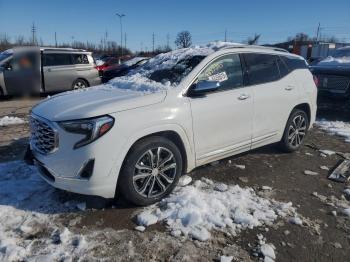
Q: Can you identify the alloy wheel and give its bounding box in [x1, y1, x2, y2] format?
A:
[73, 81, 86, 89]
[133, 147, 177, 198]
[287, 114, 307, 147]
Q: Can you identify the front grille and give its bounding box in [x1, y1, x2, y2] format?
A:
[318, 75, 350, 91]
[29, 115, 58, 154]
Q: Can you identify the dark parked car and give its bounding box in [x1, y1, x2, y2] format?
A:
[101, 57, 149, 83]
[95, 56, 120, 76]
[310, 46, 350, 102]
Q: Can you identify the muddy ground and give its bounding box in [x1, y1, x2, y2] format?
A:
[0, 97, 349, 261]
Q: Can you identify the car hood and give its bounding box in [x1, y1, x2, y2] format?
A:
[32, 87, 166, 121]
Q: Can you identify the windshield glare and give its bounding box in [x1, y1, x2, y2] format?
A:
[148, 55, 205, 85]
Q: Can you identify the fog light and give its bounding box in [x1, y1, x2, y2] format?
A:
[79, 159, 95, 179]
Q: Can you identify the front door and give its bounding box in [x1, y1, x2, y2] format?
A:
[4, 49, 41, 95]
[189, 54, 254, 165]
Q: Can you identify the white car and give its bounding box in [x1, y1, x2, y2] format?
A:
[27, 43, 317, 205]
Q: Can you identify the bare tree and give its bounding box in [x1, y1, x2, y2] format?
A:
[175, 31, 192, 48]
[247, 33, 261, 45]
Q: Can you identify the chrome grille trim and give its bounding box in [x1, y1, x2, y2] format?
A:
[318, 75, 350, 91]
[29, 114, 59, 154]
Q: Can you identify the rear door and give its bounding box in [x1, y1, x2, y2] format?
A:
[42, 52, 77, 92]
[72, 53, 99, 85]
[242, 53, 299, 148]
[3, 49, 41, 95]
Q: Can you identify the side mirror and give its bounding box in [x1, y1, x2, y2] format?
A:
[188, 80, 220, 97]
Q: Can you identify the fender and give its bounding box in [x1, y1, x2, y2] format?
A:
[107, 123, 196, 187]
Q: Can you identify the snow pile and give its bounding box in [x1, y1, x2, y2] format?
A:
[0, 161, 95, 261]
[0, 116, 26, 126]
[137, 178, 295, 241]
[318, 56, 350, 65]
[316, 120, 350, 142]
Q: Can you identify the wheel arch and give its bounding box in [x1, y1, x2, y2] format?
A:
[292, 103, 311, 128]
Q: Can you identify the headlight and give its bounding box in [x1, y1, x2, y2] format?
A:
[59, 115, 114, 149]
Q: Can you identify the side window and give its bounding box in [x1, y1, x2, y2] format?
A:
[197, 54, 243, 90]
[43, 53, 72, 66]
[72, 54, 89, 64]
[9, 52, 38, 71]
[276, 56, 289, 78]
[244, 53, 280, 85]
[281, 56, 308, 71]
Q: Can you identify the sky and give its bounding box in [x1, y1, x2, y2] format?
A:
[1, 0, 350, 51]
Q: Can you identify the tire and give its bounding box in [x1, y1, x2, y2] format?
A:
[280, 109, 309, 152]
[72, 79, 88, 90]
[118, 136, 183, 206]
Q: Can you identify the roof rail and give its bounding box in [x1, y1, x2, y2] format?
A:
[40, 47, 88, 52]
[222, 45, 289, 53]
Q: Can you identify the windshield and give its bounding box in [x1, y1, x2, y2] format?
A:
[333, 48, 350, 58]
[0, 50, 13, 63]
[148, 55, 205, 85]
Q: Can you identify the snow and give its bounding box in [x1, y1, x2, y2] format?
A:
[220, 255, 233, 262]
[178, 175, 192, 187]
[0, 161, 99, 261]
[0, 116, 26, 126]
[304, 170, 319, 176]
[95, 59, 104, 66]
[260, 244, 276, 261]
[137, 178, 296, 241]
[289, 216, 303, 225]
[344, 188, 350, 197]
[134, 226, 146, 232]
[234, 164, 246, 170]
[100, 41, 241, 93]
[320, 166, 330, 171]
[318, 56, 350, 65]
[316, 120, 350, 143]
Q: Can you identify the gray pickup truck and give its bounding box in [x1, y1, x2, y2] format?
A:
[0, 47, 101, 96]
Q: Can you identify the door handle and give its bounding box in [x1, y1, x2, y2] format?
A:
[285, 85, 294, 91]
[238, 94, 250, 100]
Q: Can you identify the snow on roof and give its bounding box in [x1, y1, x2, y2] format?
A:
[122, 56, 148, 67]
[104, 41, 241, 93]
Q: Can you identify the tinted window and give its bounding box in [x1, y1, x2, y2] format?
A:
[244, 53, 280, 85]
[276, 56, 289, 78]
[43, 53, 72, 66]
[9, 52, 38, 71]
[73, 54, 89, 64]
[280, 56, 307, 70]
[197, 54, 243, 90]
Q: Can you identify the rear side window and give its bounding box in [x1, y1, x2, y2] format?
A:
[43, 53, 72, 66]
[280, 56, 308, 71]
[243, 53, 280, 85]
[72, 54, 89, 64]
[276, 56, 290, 78]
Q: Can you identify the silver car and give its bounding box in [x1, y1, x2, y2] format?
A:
[0, 47, 101, 96]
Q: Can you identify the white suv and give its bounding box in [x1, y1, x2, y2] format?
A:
[27, 44, 317, 205]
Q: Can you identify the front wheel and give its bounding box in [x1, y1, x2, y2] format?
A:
[118, 136, 183, 206]
[280, 109, 309, 152]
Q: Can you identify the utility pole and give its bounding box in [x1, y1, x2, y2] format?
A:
[124, 32, 127, 50]
[224, 29, 227, 42]
[116, 13, 125, 57]
[140, 42, 143, 52]
[152, 32, 155, 53]
[166, 33, 170, 49]
[316, 22, 321, 43]
[31, 22, 36, 45]
[54, 32, 57, 47]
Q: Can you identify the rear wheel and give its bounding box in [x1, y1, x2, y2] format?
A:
[280, 109, 309, 152]
[72, 79, 88, 90]
[118, 136, 183, 206]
